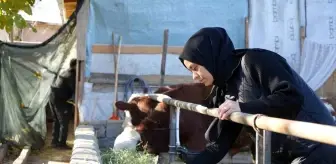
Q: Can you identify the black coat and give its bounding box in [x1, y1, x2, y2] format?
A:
[206, 49, 336, 163]
[179, 27, 336, 164]
[50, 68, 76, 108]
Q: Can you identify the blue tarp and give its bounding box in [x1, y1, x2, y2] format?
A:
[85, 0, 248, 77]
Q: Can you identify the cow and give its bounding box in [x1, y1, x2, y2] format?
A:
[320, 97, 336, 120]
[114, 82, 253, 160]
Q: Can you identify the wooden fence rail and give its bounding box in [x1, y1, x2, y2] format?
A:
[148, 94, 336, 146]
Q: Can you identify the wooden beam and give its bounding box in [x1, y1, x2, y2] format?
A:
[74, 60, 85, 129]
[160, 29, 169, 86]
[245, 16, 249, 48]
[92, 44, 184, 55]
[87, 73, 193, 86]
[300, 26, 306, 54]
[76, 0, 89, 60]
[64, 2, 77, 19]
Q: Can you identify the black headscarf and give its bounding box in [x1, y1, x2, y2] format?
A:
[179, 27, 244, 88]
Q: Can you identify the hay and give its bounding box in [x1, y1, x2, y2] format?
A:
[101, 149, 158, 164]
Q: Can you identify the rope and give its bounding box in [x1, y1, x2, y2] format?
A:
[253, 114, 264, 137]
[123, 76, 151, 102]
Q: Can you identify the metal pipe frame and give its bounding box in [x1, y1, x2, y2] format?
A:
[148, 94, 336, 146]
[149, 94, 336, 164]
[168, 106, 177, 163]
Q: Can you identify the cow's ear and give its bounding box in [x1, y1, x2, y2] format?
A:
[154, 102, 168, 112]
[115, 101, 137, 111]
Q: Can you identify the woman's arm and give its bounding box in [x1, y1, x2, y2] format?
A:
[238, 50, 304, 118]
[190, 120, 243, 164]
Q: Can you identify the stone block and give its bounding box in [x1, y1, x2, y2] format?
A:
[98, 137, 117, 149]
[75, 125, 95, 136]
[70, 125, 102, 164]
[106, 120, 123, 138]
[90, 121, 107, 138]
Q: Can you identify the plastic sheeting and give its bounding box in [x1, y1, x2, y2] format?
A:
[85, 0, 248, 77]
[299, 0, 336, 90]
[0, 15, 76, 149]
[306, 0, 336, 44]
[19, 0, 64, 25]
[79, 83, 123, 122]
[248, 0, 301, 71]
[248, 0, 336, 91]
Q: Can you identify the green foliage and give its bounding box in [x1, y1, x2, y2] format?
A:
[0, 0, 36, 32]
[101, 149, 158, 164]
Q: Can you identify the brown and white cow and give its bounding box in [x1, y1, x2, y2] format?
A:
[114, 82, 253, 158]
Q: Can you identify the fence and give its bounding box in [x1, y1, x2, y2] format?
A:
[148, 94, 336, 164]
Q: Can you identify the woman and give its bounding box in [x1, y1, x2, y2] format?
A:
[178, 27, 336, 164]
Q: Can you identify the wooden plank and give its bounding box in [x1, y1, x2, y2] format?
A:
[76, 0, 89, 60]
[74, 60, 85, 129]
[92, 44, 183, 55]
[300, 26, 306, 54]
[245, 17, 249, 48]
[112, 34, 122, 119]
[74, 60, 80, 130]
[64, 2, 77, 18]
[160, 29, 169, 86]
[87, 73, 193, 86]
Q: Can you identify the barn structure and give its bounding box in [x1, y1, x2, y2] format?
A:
[70, 0, 336, 163]
[75, 0, 336, 123]
[0, 0, 335, 163]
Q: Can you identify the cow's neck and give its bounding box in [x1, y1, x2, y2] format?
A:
[203, 85, 216, 101]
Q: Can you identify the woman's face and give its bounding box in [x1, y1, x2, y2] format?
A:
[183, 60, 214, 86]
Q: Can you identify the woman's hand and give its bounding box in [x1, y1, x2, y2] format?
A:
[218, 100, 241, 120]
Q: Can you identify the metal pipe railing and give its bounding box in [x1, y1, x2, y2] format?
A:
[148, 94, 336, 146]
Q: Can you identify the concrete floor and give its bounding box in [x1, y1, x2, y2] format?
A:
[4, 121, 75, 164]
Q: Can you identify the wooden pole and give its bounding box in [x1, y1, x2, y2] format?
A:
[245, 0, 250, 48]
[111, 34, 122, 120]
[160, 29, 169, 86]
[245, 17, 249, 48]
[74, 60, 79, 129]
[74, 60, 84, 129]
[148, 94, 336, 146]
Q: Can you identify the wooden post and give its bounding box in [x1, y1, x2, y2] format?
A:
[74, 59, 84, 128]
[74, 0, 89, 129]
[300, 26, 306, 54]
[245, 0, 250, 48]
[160, 29, 169, 86]
[111, 34, 122, 120]
[245, 17, 249, 48]
[74, 60, 80, 129]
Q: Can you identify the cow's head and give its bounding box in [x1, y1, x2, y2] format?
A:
[115, 83, 212, 154]
[115, 97, 171, 154]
